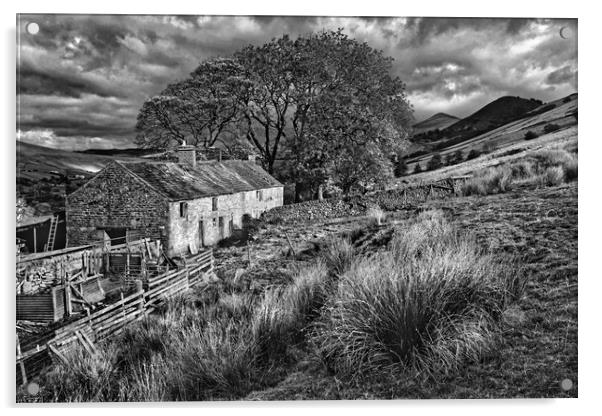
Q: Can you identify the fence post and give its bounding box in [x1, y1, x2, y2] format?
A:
[135, 280, 145, 314]
[16, 334, 27, 386]
[64, 279, 72, 317]
[120, 292, 126, 321]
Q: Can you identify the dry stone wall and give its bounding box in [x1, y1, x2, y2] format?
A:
[261, 179, 461, 225]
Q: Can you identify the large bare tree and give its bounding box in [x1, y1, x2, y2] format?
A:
[135, 58, 249, 149]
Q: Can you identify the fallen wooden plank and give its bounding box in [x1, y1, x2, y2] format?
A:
[47, 343, 68, 366]
[75, 330, 94, 356]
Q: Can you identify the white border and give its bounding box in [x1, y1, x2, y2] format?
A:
[2, 1, 599, 415]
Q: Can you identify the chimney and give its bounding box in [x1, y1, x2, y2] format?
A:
[176, 142, 196, 167]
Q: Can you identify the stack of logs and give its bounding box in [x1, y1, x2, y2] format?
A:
[16, 267, 61, 295]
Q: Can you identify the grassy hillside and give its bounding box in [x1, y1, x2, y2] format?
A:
[445, 96, 543, 135]
[404, 95, 577, 174]
[27, 137, 577, 400]
[412, 112, 460, 135]
[16, 141, 144, 214]
[409, 96, 546, 151]
[16, 141, 140, 181]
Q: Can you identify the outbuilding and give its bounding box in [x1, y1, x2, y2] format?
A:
[66, 145, 283, 257]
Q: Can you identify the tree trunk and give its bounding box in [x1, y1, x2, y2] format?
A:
[295, 182, 304, 203]
[317, 185, 324, 201]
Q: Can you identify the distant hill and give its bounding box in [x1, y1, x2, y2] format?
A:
[17, 141, 141, 182]
[77, 147, 161, 157]
[17, 141, 148, 214]
[403, 93, 577, 173]
[412, 113, 460, 135]
[444, 96, 543, 135]
[411, 96, 544, 147]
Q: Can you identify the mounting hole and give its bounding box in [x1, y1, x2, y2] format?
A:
[560, 378, 573, 391]
[26, 382, 40, 395]
[26, 22, 39, 35]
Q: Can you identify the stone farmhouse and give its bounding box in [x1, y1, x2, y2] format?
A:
[66, 145, 283, 257]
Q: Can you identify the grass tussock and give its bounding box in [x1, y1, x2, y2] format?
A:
[311, 210, 524, 381]
[366, 205, 386, 226]
[40, 345, 119, 402]
[320, 237, 356, 277]
[461, 166, 513, 196]
[461, 148, 577, 196]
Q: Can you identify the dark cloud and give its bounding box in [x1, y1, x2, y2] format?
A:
[17, 15, 578, 148]
[546, 65, 577, 86]
[18, 64, 122, 98]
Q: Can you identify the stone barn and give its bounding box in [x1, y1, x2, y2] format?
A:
[66, 145, 283, 257]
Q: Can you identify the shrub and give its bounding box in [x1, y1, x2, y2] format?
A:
[452, 149, 464, 164]
[490, 167, 513, 193]
[442, 153, 453, 166]
[482, 142, 495, 153]
[524, 130, 538, 140]
[460, 180, 487, 196]
[510, 160, 534, 179]
[541, 166, 565, 186]
[413, 163, 423, 174]
[466, 149, 481, 160]
[543, 123, 561, 134]
[564, 158, 578, 181]
[532, 149, 575, 170]
[394, 158, 408, 177]
[460, 166, 513, 196]
[427, 153, 443, 170]
[311, 211, 523, 381]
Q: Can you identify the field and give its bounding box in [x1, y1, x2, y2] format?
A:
[25, 123, 577, 401]
[242, 183, 577, 399]
[16, 100, 578, 401]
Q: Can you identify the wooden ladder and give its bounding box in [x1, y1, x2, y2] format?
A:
[46, 215, 58, 252]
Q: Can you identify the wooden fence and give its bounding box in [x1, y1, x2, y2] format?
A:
[16, 248, 214, 386]
[16, 274, 106, 323]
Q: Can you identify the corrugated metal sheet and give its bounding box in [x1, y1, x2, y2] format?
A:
[119, 160, 282, 201]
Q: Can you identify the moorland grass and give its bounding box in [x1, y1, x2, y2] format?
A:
[461, 148, 577, 196]
[37, 211, 523, 401]
[311, 210, 523, 381]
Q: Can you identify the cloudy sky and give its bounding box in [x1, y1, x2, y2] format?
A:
[17, 15, 577, 150]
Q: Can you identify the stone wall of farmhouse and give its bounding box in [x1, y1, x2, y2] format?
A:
[66, 163, 169, 248]
[167, 186, 283, 256]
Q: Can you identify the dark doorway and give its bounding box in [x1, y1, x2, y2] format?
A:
[198, 220, 205, 247]
[103, 227, 127, 245]
[242, 214, 252, 226]
[218, 217, 225, 239]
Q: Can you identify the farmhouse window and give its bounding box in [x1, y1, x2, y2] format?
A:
[212, 197, 218, 211]
[256, 190, 263, 201]
[179, 202, 188, 218]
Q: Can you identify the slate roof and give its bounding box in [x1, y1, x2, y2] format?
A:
[118, 160, 282, 201]
[17, 215, 53, 228]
